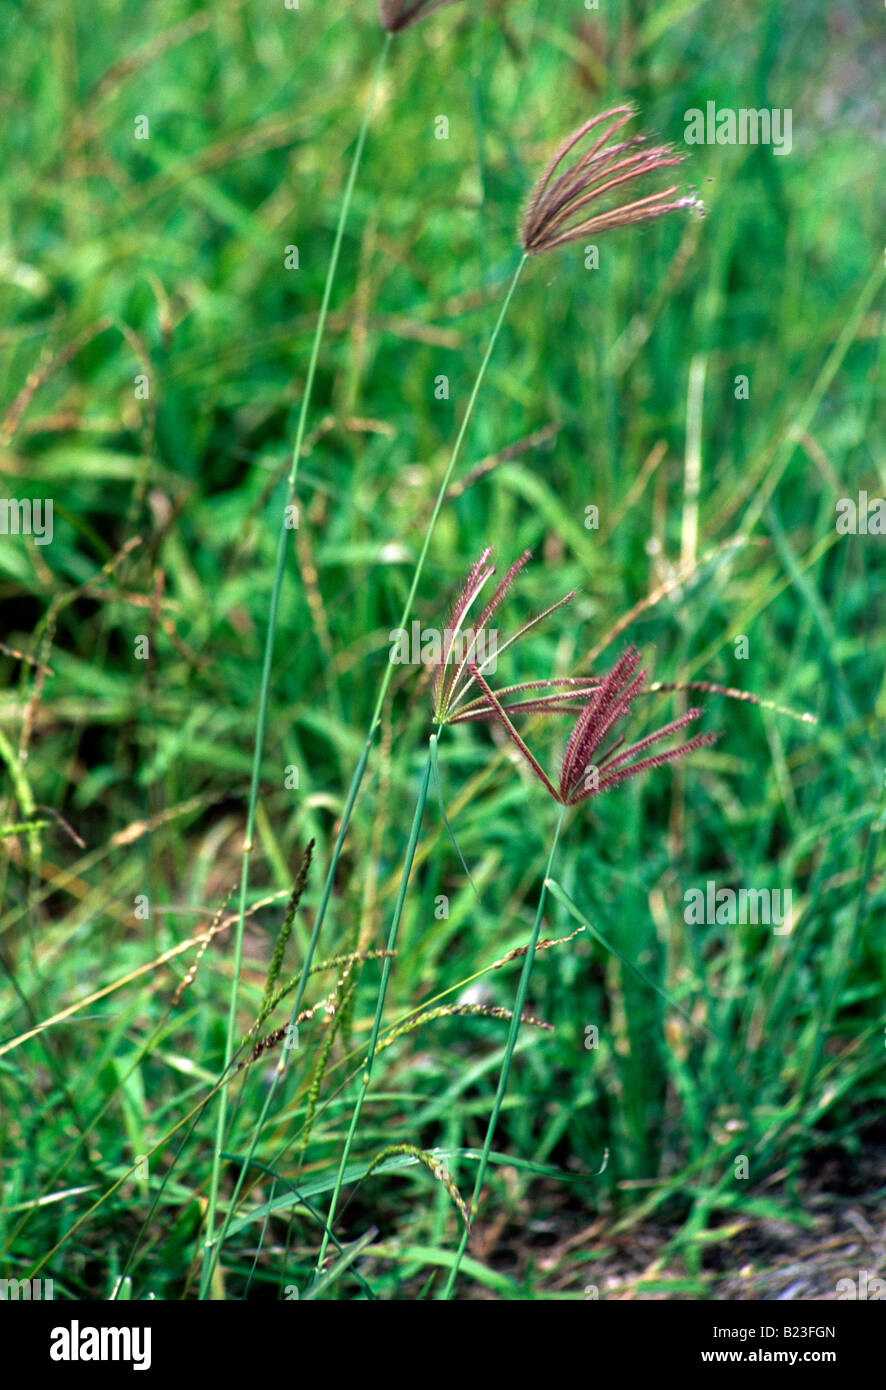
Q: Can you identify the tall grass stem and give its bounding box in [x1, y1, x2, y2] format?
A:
[199, 34, 393, 1299]
[315, 736, 436, 1273]
[442, 801, 567, 1297]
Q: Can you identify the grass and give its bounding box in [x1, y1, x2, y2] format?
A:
[1, 0, 884, 1300]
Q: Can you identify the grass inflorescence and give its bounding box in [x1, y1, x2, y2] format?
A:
[1, 0, 883, 1307]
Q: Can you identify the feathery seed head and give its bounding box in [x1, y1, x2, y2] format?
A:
[556, 645, 716, 806]
[432, 549, 589, 726]
[521, 106, 702, 256]
[469, 645, 716, 808]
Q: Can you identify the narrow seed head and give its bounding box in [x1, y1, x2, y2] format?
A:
[377, 0, 465, 31]
[521, 106, 702, 255]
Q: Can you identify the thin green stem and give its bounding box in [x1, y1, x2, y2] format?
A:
[442, 801, 568, 1299]
[202, 738, 373, 1292]
[316, 737, 436, 1274]
[365, 254, 528, 737]
[199, 34, 392, 1300]
[203, 253, 528, 1285]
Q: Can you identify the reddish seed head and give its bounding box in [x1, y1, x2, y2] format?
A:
[432, 549, 582, 726]
[521, 106, 702, 255]
[469, 645, 717, 808]
[557, 645, 717, 806]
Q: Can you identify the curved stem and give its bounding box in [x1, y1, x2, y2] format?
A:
[442, 801, 568, 1298]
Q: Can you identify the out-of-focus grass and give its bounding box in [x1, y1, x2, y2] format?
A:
[0, 0, 884, 1298]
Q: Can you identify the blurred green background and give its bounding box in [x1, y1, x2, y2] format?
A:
[1, 0, 884, 1299]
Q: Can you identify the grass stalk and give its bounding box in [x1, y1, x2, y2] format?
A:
[315, 735, 436, 1274]
[441, 801, 568, 1298]
[199, 33, 393, 1300]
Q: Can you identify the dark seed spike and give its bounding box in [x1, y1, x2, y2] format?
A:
[439, 560, 495, 666]
[473, 550, 532, 634]
[569, 667, 648, 789]
[459, 676, 604, 703]
[256, 840, 315, 1025]
[569, 732, 718, 805]
[560, 646, 641, 794]
[594, 732, 627, 770]
[591, 707, 706, 781]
